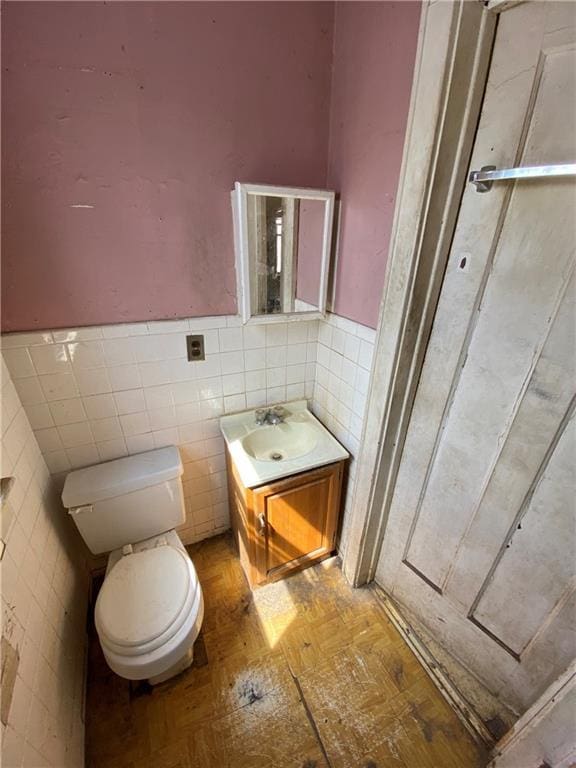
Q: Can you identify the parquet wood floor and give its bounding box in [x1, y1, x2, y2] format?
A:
[85, 534, 487, 768]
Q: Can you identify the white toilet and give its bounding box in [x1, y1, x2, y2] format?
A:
[61, 446, 204, 685]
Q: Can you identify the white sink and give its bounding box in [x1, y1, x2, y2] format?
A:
[220, 400, 349, 488]
[241, 421, 318, 462]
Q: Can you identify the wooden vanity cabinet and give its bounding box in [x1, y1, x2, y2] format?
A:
[226, 450, 345, 587]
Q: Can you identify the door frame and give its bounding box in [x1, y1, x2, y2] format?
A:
[341, 0, 503, 587]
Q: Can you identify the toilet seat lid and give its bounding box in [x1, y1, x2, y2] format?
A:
[95, 545, 194, 649]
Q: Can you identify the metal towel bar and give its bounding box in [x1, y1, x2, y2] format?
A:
[469, 163, 576, 193]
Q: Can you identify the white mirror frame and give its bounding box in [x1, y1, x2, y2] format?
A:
[232, 182, 335, 325]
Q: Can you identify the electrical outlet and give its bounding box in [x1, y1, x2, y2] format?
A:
[186, 334, 205, 361]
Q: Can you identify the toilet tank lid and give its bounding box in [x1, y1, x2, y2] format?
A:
[62, 446, 183, 509]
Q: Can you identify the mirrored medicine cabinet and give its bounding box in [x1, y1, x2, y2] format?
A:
[232, 182, 335, 324]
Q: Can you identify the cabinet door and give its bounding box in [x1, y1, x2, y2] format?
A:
[255, 463, 342, 580]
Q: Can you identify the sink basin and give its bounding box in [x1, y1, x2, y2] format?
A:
[241, 422, 318, 462]
[220, 400, 349, 488]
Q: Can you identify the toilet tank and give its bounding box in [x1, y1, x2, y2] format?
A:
[61, 446, 186, 554]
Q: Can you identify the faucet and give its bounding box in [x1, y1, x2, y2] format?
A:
[255, 406, 286, 426]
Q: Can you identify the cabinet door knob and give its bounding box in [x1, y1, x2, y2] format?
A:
[257, 513, 267, 537]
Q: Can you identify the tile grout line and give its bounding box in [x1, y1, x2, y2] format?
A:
[287, 666, 334, 768]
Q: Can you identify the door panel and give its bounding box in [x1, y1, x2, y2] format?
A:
[265, 476, 329, 572]
[472, 412, 575, 656]
[376, 1, 576, 713]
[448, 273, 576, 609]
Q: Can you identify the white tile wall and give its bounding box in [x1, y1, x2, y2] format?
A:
[310, 313, 376, 558]
[2, 316, 319, 546]
[1, 361, 89, 768]
[1, 312, 375, 557]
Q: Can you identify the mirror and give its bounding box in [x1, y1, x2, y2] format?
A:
[233, 182, 335, 323]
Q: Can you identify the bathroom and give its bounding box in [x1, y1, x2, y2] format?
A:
[1, 1, 574, 766]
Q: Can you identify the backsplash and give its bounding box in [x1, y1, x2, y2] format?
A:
[1, 313, 374, 550]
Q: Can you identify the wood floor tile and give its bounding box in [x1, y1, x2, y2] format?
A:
[202, 612, 269, 663]
[187, 688, 328, 768]
[278, 619, 326, 675]
[85, 533, 486, 768]
[140, 737, 192, 768]
[391, 675, 487, 768]
[296, 647, 403, 767]
[210, 649, 297, 715]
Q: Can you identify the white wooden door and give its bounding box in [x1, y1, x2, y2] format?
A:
[376, 1, 576, 714]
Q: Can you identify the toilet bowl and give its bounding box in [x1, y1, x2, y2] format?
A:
[95, 530, 204, 684]
[62, 446, 204, 684]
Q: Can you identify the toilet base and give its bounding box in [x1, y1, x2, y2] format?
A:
[148, 645, 194, 685]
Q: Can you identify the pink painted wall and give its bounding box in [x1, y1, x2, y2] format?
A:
[327, 1, 420, 329]
[1, 2, 334, 332]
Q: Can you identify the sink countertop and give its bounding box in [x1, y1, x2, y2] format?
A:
[219, 400, 349, 488]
